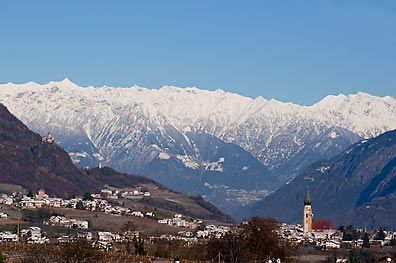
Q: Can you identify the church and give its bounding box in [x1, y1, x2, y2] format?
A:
[303, 189, 334, 233]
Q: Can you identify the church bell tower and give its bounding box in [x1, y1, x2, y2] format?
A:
[303, 188, 313, 233]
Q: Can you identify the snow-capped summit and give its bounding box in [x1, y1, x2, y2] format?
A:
[59, 77, 76, 85]
[311, 92, 396, 138]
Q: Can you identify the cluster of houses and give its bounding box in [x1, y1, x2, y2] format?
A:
[100, 188, 151, 200]
[57, 230, 141, 251]
[149, 233, 197, 244]
[156, 214, 232, 239]
[44, 215, 89, 230]
[150, 224, 231, 244]
[1, 190, 73, 209]
[157, 214, 200, 229]
[278, 223, 396, 249]
[0, 226, 141, 249]
[196, 224, 230, 239]
[0, 226, 48, 244]
[279, 223, 342, 249]
[0, 189, 155, 220]
[58, 230, 143, 251]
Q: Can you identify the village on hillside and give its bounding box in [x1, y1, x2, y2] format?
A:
[0, 188, 394, 252]
[0, 188, 231, 246]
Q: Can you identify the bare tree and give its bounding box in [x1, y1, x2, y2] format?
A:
[59, 240, 104, 263]
[208, 217, 290, 263]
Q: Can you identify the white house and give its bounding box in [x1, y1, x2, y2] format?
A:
[0, 232, 18, 242]
[23, 227, 48, 244]
[20, 198, 46, 208]
[0, 212, 8, 219]
[98, 232, 114, 242]
[325, 240, 341, 249]
[131, 211, 144, 217]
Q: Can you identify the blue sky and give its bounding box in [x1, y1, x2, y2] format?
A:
[0, 1, 395, 105]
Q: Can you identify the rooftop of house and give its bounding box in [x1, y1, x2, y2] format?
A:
[312, 220, 334, 231]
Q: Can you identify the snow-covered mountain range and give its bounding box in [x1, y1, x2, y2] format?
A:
[1, 79, 395, 215]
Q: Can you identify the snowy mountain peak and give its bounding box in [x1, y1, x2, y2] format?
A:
[50, 78, 80, 88]
[60, 77, 74, 85]
[316, 92, 391, 106]
[312, 92, 396, 138]
[315, 93, 346, 105]
[252, 96, 267, 103]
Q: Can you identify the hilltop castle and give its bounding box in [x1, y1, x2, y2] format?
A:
[41, 133, 55, 144]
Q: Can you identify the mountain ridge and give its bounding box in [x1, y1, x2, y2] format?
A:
[1, 79, 395, 215]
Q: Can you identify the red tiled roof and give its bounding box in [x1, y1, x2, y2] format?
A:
[312, 220, 334, 230]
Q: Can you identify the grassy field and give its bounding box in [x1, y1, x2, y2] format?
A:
[145, 184, 208, 213]
[0, 183, 26, 195]
[108, 183, 230, 222]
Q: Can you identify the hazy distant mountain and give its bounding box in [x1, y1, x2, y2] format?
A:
[1, 79, 395, 214]
[243, 130, 396, 229]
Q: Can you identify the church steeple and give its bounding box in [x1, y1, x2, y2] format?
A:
[303, 187, 313, 233]
[304, 188, 312, 205]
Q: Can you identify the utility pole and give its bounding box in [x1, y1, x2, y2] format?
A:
[17, 199, 20, 242]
